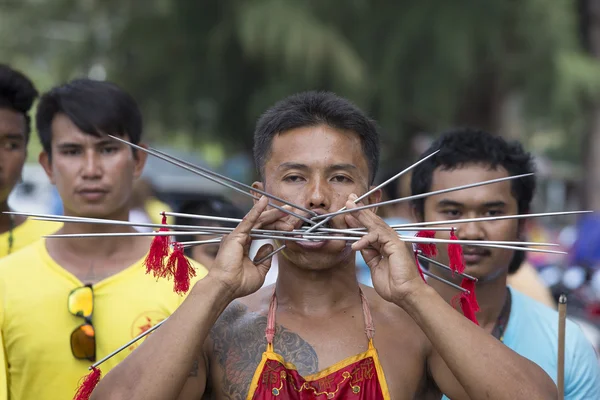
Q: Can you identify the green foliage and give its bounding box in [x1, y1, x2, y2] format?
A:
[1, 0, 598, 169]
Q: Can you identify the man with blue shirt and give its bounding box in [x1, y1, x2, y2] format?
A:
[411, 127, 600, 400]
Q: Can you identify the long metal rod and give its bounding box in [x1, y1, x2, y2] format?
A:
[43, 230, 560, 251]
[12, 212, 452, 239]
[384, 210, 593, 229]
[147, 144, 318, 217]
[304, 150, 440, 233]
[90, 318, 167, 369]
[417, 253, 477, 281]
[311, 173, 534, 220]
[107, 135, 316, 225]
[421, 268, 468, 293]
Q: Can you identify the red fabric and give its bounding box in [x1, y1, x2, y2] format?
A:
[250, 357, 385, 399]
[415, 230, 437, 257]
[447, 228, 465, 274]
[167, 243, 196, 295]
[452, 279, 480, 325]
[413, 252, 427, 283]
[73, 367, 101, 400]
[144, 214, 171, 278]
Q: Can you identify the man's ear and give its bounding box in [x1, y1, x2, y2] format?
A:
[132, 142, 148, 179]
[365, 187, 382, 213]
[251, 181, 264, 205]
[38, 151, 55, 184]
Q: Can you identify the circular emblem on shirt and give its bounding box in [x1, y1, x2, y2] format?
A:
[128, 311, 168, 352]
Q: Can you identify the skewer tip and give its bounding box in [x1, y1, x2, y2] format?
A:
[559, 293, 567, 304]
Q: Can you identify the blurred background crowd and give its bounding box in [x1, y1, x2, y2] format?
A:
[3, 0, 600, 350]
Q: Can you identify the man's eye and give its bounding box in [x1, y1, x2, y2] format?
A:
[101, 146, 119, 154]
[61, 149, 81, 156]
[284, 175, 304, 183]
[485, 210, 504, 217]
[3, 141, 22, 151]
[442, 210, 461, 217]
[331, 175, 352, 183]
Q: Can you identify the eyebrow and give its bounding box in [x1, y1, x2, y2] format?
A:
[0, 133, 25, 141]
[437, 199, 507, 208]
[56, 139, 118, 149]
[278, 162, 309, 171]
[278, 162, 358, 172]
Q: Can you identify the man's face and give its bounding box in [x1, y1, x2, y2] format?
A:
[0, 108, 27, 204]
[422, 164, 520, 281]
[253, 124, 380, 270]
[39, 113, 146, 219]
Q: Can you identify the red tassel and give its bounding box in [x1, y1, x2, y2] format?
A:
[452, 278, 480, 325]
[415, 230, 437, 257]
[447, 228, 465, 274]
[413, 251, 427, 282]
[144, 213, 171, 278]
[73, 366, 101, 400]
[459, 296, 479, 325]
[167, 243, 196, 295]
[459, 278, 480, 312]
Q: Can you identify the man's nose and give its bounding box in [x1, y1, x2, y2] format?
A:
[81, 150, 102, 179]
[455, 220, 485, 240]
[307, 179, 330, 210]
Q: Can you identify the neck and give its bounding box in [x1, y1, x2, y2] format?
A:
[0, 200, 23, 234]
[275, 254, 361, 315]
[0, 200, 10, 233]
[428, 267, 508, 331]
[52, 208, 142, 256]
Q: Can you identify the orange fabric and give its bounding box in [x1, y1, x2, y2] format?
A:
[246, 290, 390, 400]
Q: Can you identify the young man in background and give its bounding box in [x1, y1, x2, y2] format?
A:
[0, 78, 207, 399]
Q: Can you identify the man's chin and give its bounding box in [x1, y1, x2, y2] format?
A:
[462, 263, 507, 282]
[281, 242, 353, 267]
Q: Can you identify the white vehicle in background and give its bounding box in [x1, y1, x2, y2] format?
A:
[8, 164, 57, 215]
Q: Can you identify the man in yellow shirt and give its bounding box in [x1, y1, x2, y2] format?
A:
[0, 78, 207, 399]
[0, 64, 60, 257]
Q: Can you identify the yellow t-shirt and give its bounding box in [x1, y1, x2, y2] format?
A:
[0, 218, 62, 258]
[0, 239, 207, 400]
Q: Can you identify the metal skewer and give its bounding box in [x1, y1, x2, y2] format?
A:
[416, 252, 478, 281]
[145, 144, 318, 217]
[312, 173, 534, 220]
[107, 135, 316, 226]
[303, 150, 440, 233]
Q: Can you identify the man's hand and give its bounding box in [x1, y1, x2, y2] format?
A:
[344, 193, 426, 304]
[208, 196, 278, 299]
[253, 204, 297, 232]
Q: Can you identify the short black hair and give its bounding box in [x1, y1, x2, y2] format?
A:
[174, 197, 246, 257]
[36, 78, 142, 154]
[0, 64, 38, 141]
[253, 91, 381, 184]
[410, 127, 536, 274]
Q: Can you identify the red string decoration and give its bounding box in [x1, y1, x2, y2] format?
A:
[415, 230, 437, 257]
[167, 242, 196, 295]
[452, 278, 480, 325]
[447, 228, 465, 274]
[73, 366, 101, 400]
[144, 213, 171, 278]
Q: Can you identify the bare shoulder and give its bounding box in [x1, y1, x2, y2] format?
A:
[362, 285, 432, 351]
[360, 285, 439, 398]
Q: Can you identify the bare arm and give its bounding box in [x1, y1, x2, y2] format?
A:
[401, 285, 557, 400]
[91, 196, 281, 400]
[90, 276, 232, 400]
[345, 195, 557, 400]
